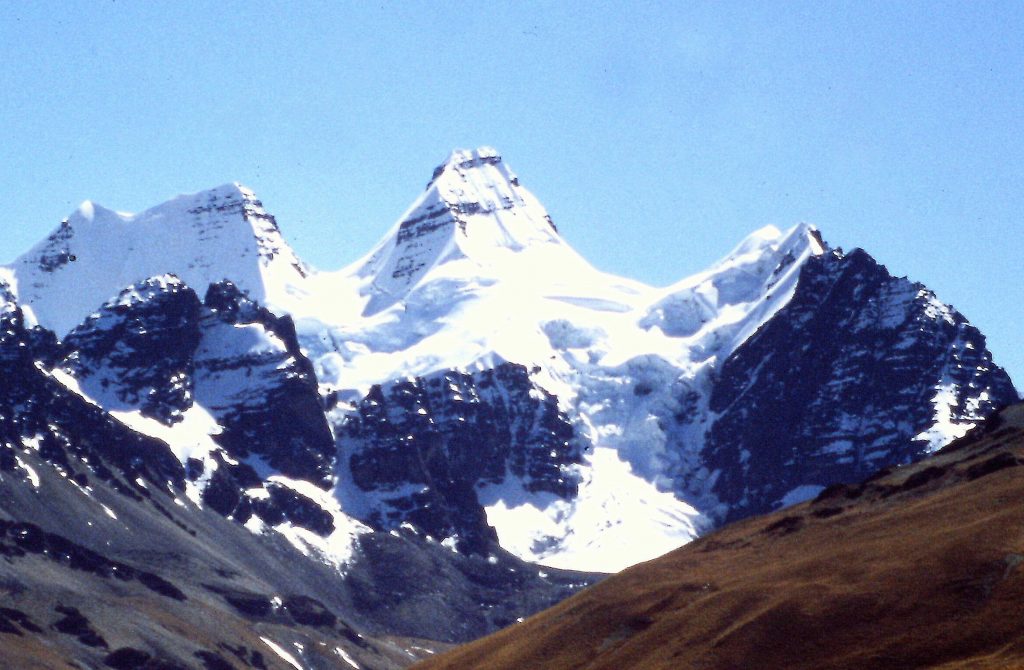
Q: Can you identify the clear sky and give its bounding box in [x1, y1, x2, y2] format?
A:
[2, 1, 1022, 386]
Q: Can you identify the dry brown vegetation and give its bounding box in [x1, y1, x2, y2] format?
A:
[417, 404, 1024, 670]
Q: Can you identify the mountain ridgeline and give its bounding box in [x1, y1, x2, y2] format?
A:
[416, 403, 1024, 670]
[0, 147, 1016, 668]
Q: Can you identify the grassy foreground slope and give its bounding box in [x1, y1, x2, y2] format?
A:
[417, 403, 1024, 670]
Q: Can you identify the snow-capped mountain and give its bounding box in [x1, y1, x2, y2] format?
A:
[701, 246, 1017, 522]
[416, 402, 1024, 670]
[0, 274, 593, 669]
[2, 147, 1017, 577]
[5, 183, 312, 336]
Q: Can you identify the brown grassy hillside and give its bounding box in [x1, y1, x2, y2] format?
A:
[417, 404, 1024, 670]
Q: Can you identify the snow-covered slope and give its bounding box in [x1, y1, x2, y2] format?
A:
[290, 148, 831, 571]
[0, 282, 593, 665]
[351, 146, 578, 316]
[303, 149, 822, 393]
[6, 183, 312, 336]
[3, 147, 1015, 574]
[51, 274, 364, 568]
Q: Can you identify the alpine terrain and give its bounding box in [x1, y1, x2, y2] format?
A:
[416, 402, 1024, 670]
[0, 147, 1016, 668]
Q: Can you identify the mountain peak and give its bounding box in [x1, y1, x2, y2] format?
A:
[134, 182, 260, 223]
[427, 146, 509, 188]
[423, 147, 536, 225]
[4, 184, 309, 336]
[189, 180, 258, 203]
[424, 147, 529, 218]
[74, 199, 97, 221]
[66, 184, 256, 228]
[63, 199, 126, 228]
[350, 147, 579, 316]
[724, 223, 827, 260]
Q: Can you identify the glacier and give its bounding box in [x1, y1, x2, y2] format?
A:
[3, 147, 1015, 573]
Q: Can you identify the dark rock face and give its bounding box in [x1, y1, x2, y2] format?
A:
[58, 277, 334, 486]
[51, 605, 108, 648]
[1, 282, 186, 496]
[104, 648, 189, 670]
[61, 276, 203, 425]
[0, 607, 43, 636]
[249, 482, 335, 536]
[702, 248, 1018, 522]
[343, 364, 582, 554]
[53, 276, 335, 498]
[198, 281, 334, 487]
[33, 219, 76, 273]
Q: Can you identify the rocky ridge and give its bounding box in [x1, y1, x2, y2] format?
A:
[0, 275, 596, 669]
[2, 147, 1017, 577]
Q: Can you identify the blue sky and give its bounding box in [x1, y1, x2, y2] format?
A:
[2, 1, 1022, 386]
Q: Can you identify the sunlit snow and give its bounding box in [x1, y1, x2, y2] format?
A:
[11, 146, 982, 573]
[259, 637, 304, 670]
